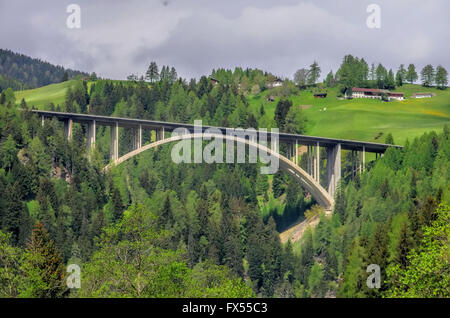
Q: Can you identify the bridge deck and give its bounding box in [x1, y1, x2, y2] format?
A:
[32, 110, 402, 153]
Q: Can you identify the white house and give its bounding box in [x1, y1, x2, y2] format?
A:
[267, 78, 283, 88]
[350, 87, 404, 101]
[412, 93, 434, 99]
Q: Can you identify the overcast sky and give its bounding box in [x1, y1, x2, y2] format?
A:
[1, 0, 449, 80]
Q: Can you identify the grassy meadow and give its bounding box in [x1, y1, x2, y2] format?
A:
[248, 84, 449, 145]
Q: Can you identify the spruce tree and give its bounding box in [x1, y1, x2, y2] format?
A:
[406, 64, 418, 84]
[111, 187, 123, 222]
[145, 61, 159, 83]
[435, 65, 448, 89]
[396, 221, 413, 269]
[20, 222, 66, 298]
[158, 194, 174, 229]
[420, 64, 435, 87]
[2, 182, 24, 245]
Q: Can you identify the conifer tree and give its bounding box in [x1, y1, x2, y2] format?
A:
[158, 194, 174, 229]
[146, 61, 159, 83]
[420, 64, 435, 87]
[20, 222, 66, 298]
[111, 187, 123, 222]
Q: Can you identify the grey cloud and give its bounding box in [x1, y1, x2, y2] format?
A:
[0, 0, 448, 80]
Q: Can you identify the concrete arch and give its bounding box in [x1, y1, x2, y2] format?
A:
[104, 133, 334, 211]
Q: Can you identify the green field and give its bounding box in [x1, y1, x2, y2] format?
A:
[14, 81, 450, 146]
[248, 84, 450, 145]
[14, 80, 76, 110]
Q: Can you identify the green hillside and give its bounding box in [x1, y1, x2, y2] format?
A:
[14, 80, 76, 109]
[14, 81, 450, 147]
[248, 84, 450, 145]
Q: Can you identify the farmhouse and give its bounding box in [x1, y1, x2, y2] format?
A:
[388, 92, 405, 101]
[314, 92, 327, 98]
[350, 87, 404, 101]
[210, 77, 219, 85]
[267, 78, 283, 88]
[412, 92, 435, 99]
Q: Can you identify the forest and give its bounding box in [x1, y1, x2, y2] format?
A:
[0, 54, 448, 298]
[0, 49, 88, 89]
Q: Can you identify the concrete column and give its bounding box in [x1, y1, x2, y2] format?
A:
[87, 120, 96, 151]
[64, 118, 73, 141]
[110, 122, 119, 161]
[316, 142, 320, 183]
[307, 146, 311, 175]
[362, 146, 366, 172]
[41, 115, 45, 127]
[313, 145, 317, 181]
[326, 143, 341, 198]
[352, 150, 356, 179]
[156, 126, 165, 141]
[295, 140, 298, 165]
[271, 135, 278, 153]
[358, 150, 362, 174]
[309, 145, 312, 175]
[133, 125, 142, 150]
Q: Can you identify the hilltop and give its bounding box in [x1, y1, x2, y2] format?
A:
[0, 49, 88, 89]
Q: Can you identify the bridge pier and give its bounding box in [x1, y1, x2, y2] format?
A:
[315, 142, 320, 184]
[133, 125, 142, 150]
[87, 120, 96, 151]
[110, 122, 119, 161]
[362, 146, 366, 172]
[64, 118, 73, 141]
[156, 127, 165, 141]
[326, 143, 341, 198]
[307, 145, 312, 176]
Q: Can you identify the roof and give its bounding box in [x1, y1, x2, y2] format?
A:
[314, 92, 327, 95]
[352, 88, 403, 96]
[413, 92, 434, 96]
[352, 87, 382, 93]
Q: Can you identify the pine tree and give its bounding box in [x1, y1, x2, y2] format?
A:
[272, 170, 285, 198]
[20, 222, 66, 297]
[145, 61, 159, 83]
[169, 67, 178, 83]
[420, 64, 435, 87]
[395, 64, 406, 86]
[274, 99, 292, 129]
[369, 63, 376, 81]
[385, 133, 394, 145]
[386, 69, 395, 89]
[220, 207, 243, 278]
[307, 61, 321, 86]
[111, 187, 123, 222]
[435, 65, 448, 89]
[405, 64, 417, 84]
[396, 221, 413, 269]
[375, 63, 387, 88]
[259, 104, 265, 116]
[2, 182, 25, 244]
[366, 223, 389, 296]
[325, 70, 334, 87]
[158, 194, 174, 229]
[61, 72, 68, 82]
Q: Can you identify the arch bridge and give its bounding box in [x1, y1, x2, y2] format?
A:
[33, 110, 402, 211]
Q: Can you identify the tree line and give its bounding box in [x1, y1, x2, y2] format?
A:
[293, 55, 448, 90]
